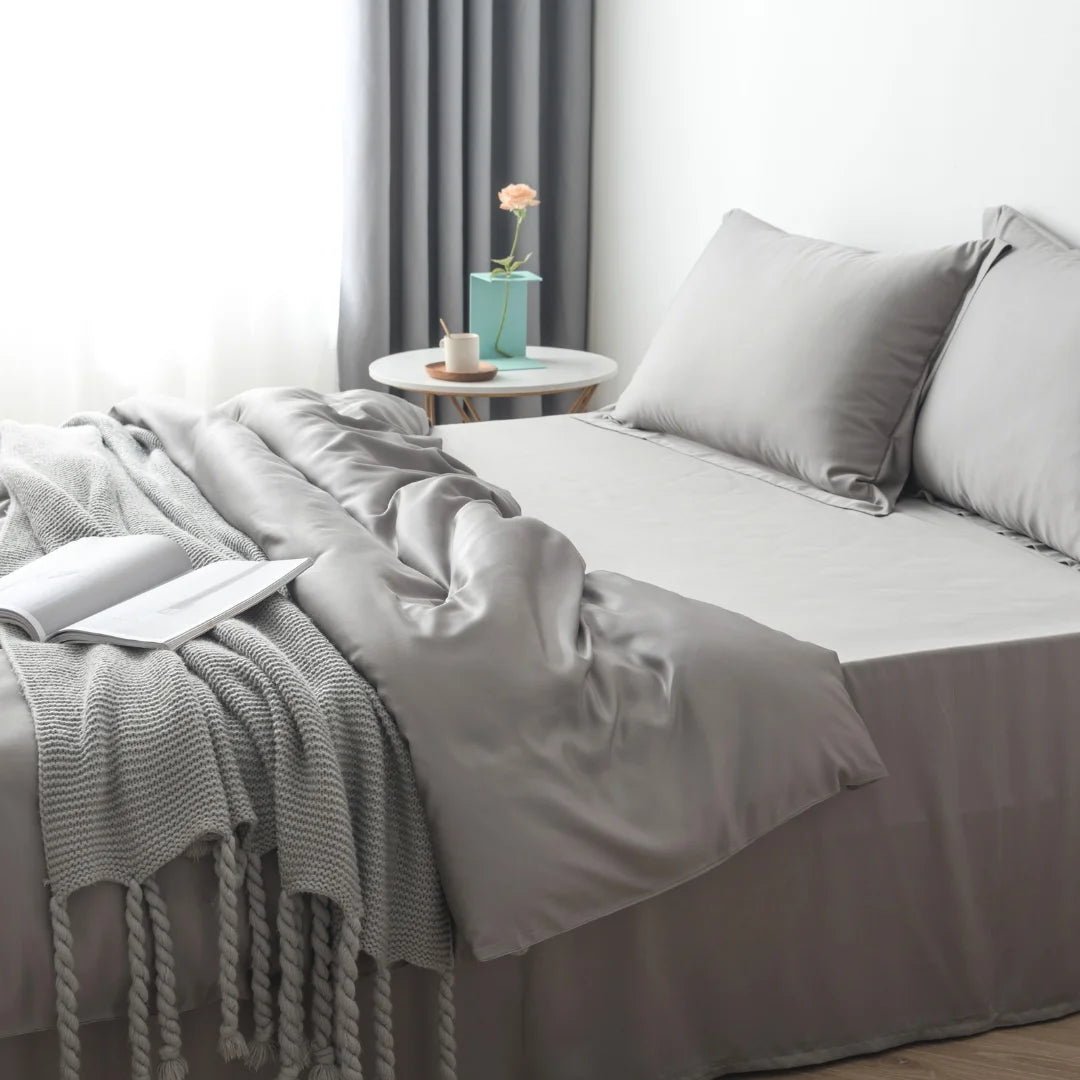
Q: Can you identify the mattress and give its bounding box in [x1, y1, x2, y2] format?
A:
[5, 412, 1080, 1080]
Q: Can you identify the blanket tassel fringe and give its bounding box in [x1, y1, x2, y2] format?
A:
[48, 837, 457, 1080]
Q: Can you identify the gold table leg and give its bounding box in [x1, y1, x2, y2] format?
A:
[447, 395, 483, 422]
[424, 393, 436, 425]
[568, 385, 598, 414]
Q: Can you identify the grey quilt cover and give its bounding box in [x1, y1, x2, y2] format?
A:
[0, 388, 884, 1055]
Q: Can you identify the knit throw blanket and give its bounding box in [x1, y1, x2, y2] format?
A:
[0, 414, 454, 1080]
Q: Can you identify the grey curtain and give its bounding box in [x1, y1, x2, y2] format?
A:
[338, 0, 593, 420]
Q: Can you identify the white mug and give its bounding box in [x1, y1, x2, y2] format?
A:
[440, 332, 480, 373]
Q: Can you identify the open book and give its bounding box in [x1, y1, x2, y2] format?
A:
[0, 536, 311, 650]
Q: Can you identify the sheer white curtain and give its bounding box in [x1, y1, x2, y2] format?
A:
[0, 2, 344, 424]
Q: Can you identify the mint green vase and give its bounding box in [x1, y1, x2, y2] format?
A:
[469, 271, 542, 360]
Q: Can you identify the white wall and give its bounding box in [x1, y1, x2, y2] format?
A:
[589, 0, 1080, 398]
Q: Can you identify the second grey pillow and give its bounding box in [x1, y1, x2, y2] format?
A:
[913, 206, 1080, 560]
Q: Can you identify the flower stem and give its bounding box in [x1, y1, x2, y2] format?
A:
[493, 279, 513, 357]
[493, 212, 524, 357]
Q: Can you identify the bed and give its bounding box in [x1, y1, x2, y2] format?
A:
[3, 407, 1079, 1080]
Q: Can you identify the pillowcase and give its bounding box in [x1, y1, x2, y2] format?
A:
[912, 206, 1080, 560]
[612, 210, 993, 514]
[982, 203, 1071, 252]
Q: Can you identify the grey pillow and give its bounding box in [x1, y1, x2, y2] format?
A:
[913, 206, 1080, 560]
[612, 210, 993, 513]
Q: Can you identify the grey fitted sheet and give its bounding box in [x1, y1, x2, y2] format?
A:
[4, 413, 1080, 1079]
[443, 414, 1080, 662]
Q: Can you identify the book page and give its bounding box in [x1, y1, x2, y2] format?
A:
[0, 536, 191, 641]
[56, 558, 311, 649]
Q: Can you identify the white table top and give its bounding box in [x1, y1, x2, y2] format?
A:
[369, 346, 617, 396]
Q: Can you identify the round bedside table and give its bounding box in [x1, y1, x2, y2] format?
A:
[369, 346, 617, 424]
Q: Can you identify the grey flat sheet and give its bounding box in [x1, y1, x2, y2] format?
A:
[115, 390, 881, 961]
[5, 411, 1080, 1080]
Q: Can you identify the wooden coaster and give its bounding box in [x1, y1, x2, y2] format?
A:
[425, 361, 497, 383]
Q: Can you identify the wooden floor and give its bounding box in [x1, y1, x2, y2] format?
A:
[745, 1012, 1080, 1080]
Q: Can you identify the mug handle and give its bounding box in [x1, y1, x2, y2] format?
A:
[439, 336, 447, 349]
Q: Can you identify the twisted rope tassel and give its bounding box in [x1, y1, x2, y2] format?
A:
[215, 835, 249, 1062]
[50, 894, 81, 1080]
[308, 895, 339, 1080]
[333, 914, 365, 1080]
[125, 882, 153, 1080]
[276, 891, 308, 1079]
[143, 878, 189, 1080]
[244, 851, 277, 1073]
[372, 966, 395, 1080]
[437, 969, 457, 1080]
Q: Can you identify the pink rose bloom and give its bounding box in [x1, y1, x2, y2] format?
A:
[498, 183, 540, 211]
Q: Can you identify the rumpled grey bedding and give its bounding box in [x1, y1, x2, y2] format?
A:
[5, 411, 1080, 1080]
[0, 390, 885, 1077]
